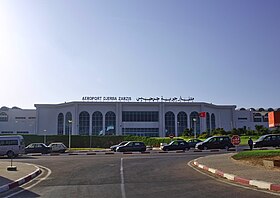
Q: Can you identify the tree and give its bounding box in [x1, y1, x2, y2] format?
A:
[182, 128, 192, 137]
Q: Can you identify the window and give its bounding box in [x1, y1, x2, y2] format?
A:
[211, 113, 216, 130]
[122, 128, 159, 137]
[165, 111, 175, 136]
[263, 113, 268, 122]
[16, 131, 29, 134]
[0, 112, 8, 122]
[92, 111, 103, 135]
[177, 112, 188, 136]
[253, 113, 262, 122]
[122, 111, 159, 122]
[264, 136, 271, 141]
[1, 131, 13, 134]
[65, 112, 72, 135]
[206, 112, 210, 131]
[0, 140, 18, 146]
[57, 113, 64, 135]
[79, 111, 90, 135]
[15, 117, 26, 119]
[105, 111, 116, 135]
[190, 111, 200, 133]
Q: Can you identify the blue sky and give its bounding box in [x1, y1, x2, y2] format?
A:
[0, 0, 279, 109]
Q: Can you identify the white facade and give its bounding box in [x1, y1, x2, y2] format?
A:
[0, 106, 36, 134]
[35, 101, 236, 137]
[234, 108, 271, 130]
[1, 102, 276, 137]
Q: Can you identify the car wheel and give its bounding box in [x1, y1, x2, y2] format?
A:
[7, 150, 15, 158]
[203, 146, 208, 150]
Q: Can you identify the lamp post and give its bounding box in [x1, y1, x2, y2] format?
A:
[177, 121, 180, 137]
[43, 129, 47, 144]
[68, 120, 72, 150]
[193, 118, 197, 139]
[89, 132, 92, 149]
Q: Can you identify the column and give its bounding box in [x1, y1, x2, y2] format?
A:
[175, 113, 178, 137]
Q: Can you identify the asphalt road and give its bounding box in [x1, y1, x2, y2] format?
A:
[1, 152, 279, 198]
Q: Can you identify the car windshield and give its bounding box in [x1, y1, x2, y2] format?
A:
[257, 135, 267, 141]
[203, 137, 213, 142]
[124, 142, 133, 146]
[119, 141, 127, 145]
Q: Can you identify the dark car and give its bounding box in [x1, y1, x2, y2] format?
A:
[25, 143, 52, 154]
[110, 141, 129, 151]
[187, 139, 202, 148]
[116, 141, 146, 152]
[254, 134, 280, 148]
[195, 136, 233, 150]
[162, 140, 190, 151]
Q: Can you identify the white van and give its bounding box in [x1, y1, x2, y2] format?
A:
[0, 135, 25, 157]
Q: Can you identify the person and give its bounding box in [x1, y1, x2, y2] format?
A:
[248, 137, 253, 150]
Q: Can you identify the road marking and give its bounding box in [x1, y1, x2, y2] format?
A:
[120, 158, 126, 198]
[188, 161, 280, 197]
[3, 165, 52, 198]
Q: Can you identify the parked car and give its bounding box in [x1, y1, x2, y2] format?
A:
[187, 139, 202, 148]
[162, 140, 190, 151]
[110, 141, 128, 151]
[254, 134, 280, 148]
[25, 143, 52, 154]
[49, 142, 67, 153]
[116, 141, 146, 152]
[195, 136, 233, 150]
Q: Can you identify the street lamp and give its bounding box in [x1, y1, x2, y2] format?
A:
[177, 121, 180, 137]
[89, 131, 92, 149]
[43, 129, 47, 144]
[68, 120, 72, 150]
[193, 118, 197, 139]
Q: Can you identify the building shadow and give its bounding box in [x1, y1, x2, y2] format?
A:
[0, 176, 40, 197]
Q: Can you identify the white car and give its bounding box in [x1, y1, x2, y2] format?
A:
[48, 143, 67, 153]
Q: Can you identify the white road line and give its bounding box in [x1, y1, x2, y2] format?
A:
[120, 158, 126, 198]
[3, 165, 52, 198]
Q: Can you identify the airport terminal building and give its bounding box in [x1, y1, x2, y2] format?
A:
[0, 97, 277, 137]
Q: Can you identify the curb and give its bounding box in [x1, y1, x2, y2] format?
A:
[25, 149, 228, 156]
[192, 160, 280, 192]
[0, 166, 42, 193]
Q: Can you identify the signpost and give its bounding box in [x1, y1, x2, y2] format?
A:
[231, 135, 241, 152]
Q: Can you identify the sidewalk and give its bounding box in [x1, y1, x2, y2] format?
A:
[193, 153, 280, 192]
[0, 161, 41, 193]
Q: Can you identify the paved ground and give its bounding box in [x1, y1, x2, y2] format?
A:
[1, 152, 279, 198]
[0, 152, 280, 198]
[0, 162, 38, 186]
[0, 161, 41, 195]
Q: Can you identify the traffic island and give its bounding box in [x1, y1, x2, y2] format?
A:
[7, 166, 17, 171]
[7, 158, 17, 171]
[192, 159, 280, 192]
[263, 159, 280, 169]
